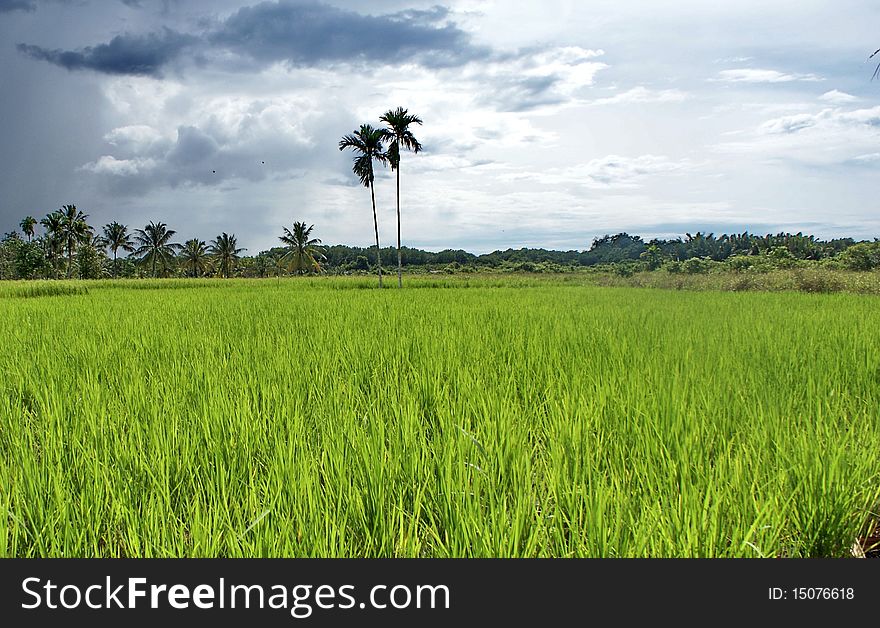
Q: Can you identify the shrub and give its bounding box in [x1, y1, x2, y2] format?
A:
[838, 242, 880, 271]
[681, 257, 713, 274]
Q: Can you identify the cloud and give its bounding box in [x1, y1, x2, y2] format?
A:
[209, 1, 487, 69]
[759, 112, 822, 134]
[819, 89, 858, 104]
[503, 155, 694, 189]
[81, 155, 158, 176]
[568, 155, 693, 188]
[17, 28, 197, 76]
[589, 86, 688, 106]
[0, 0, 34, 13]
[759, 106, 880, 135]
[18, 2, 488, 75]
[713, 68, 824, 83]
[104, 125, 171, 155]
[716, 105, 880, 169]
[849, 153, 880, 164]
[469, 46, 607, 112]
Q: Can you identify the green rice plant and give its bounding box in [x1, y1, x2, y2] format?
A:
[1, 278, 879, 557]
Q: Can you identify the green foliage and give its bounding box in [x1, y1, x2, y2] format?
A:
[133, 222, 182, 278]
[180, 239, 211, 278]
[209, 232, 244, 279]
[279, 222, 324, 275]
[837, 241, 880, 271]
[681, 257, 714, 274]
[639, 244, 665, 270]
[579, 233, 646, 265]
[76, 244, 105, 279]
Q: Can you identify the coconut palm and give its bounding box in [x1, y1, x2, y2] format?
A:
[58, 204, 93, 277]
[19, 216, 37, 242]
[103, 222, 134, 277]
[339, 124, 388, 287]
[40, 211, 64, 278]
[132, 221, 182, 278]
[209, 232, 244, 278]
[380, 107, 422, 288]
[279, 221, 325, 274]
[253, 254, 271, 278]
[180, 238, 211, 278]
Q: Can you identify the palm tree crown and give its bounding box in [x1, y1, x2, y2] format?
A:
[279, 222, 325, 274]
[103, 222, 133, 276]
[380, 107, 423, 170]
[380, 107, 422, 288]
[20, 216, 37, 242]
[209, 232, 244, 278]
[40, 211, 64, 278]
[58, 204, 92, 277]
[339, 123, 387, 287]
[132, 221, 182, 278]
[180, 238, 211, 278]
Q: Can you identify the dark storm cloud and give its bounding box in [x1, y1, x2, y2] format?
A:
[17, 1, 486, 75]
[0, 0, 35, 12]
[16, 28, 197, 76]
[209, 1, 487, 69]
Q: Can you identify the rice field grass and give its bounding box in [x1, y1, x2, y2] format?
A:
[1, 276, 879, 557]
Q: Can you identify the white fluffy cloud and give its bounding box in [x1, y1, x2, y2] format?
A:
[819, 89, 859, 104]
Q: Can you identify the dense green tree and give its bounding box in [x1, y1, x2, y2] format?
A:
[279, 222, 325, 274]
[339, 124, 388, 287]
[76, 233, 107, 279]
[380, 107, 423, 288]
[133, 221, 182, 278]
[209, 232, 244, 278]
[253, 254, 272, 278]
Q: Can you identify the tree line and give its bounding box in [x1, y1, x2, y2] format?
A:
[3, 216, 879, 281]
[1, 207, 327, 280]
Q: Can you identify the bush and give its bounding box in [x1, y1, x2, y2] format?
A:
[766, 246, 797, 269]
[681, 257, 713, 274]
[662, 260, 682, 274]
[838, 242, 880, 271]
[725, 255, 754, 272]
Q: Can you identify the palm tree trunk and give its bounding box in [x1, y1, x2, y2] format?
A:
[113, 249, 118, 278]
[370, 180, 383, 288]
[396, 164, 402, 288]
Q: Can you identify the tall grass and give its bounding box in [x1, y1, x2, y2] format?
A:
[1, 279, 878, 557]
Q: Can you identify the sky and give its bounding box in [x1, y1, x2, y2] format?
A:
[1, 0, 879, 254]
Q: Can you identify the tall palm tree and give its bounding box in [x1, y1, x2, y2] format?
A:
[380, 107, 422, 288]
[132, 221, 182, 278]
[339, 124, 388, 287]
[40, 211, 64, 279]
[103, 222, 134, 277]
[180, 238, 210, 278]
[58, 204, 92, 278]
[209, 232, 244, 278]
[19, 216, 37, 242]
[279, 222, 325, 274]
